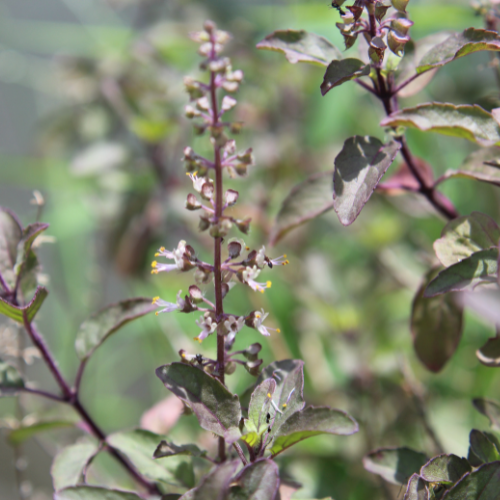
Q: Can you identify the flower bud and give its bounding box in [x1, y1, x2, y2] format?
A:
[179, 295, 197, 313]
[225, 361, 237, 375]
[201, 181, 214, 200]
[189, 285, 203, 302]
[227, 69, 244, 82]
[227, 239, 242, 259]
[245, 359, 263, 376]
[225, 189, 239, 206]
[203, 20, 217, 33]
[214, 30, 231, 45]
[224, 139, 236, 155]
[391, 18, 414, 36]
[198, 42, 212, 57]
[189, 31, 210, 43]
[236, 218, 251, 235]
[185, 105, 201, 119]
[194, 267, 211, 284]
[193, 123, 207, 136]
[391, 0, 409, 13]
[369, 36, 387, 64]
[209, 219, 232, 238]
[346, 5, 363, 21]
[230, 122, 244, 134]
[199, 213, 211, 232]
[222, 81, 239, 93]
[388, 30, 410, 56]
[209, 57, 230, 74]
[221, 96, 237, 112]
[196, 97, 210, 112]
[237, 148, 254, 165]
[221, 282, 230, 299]
[243, 343, 262, 361]
[184, 76, 205, 100]
[186, 193, 202, 211]
[375, 2, 391, 22]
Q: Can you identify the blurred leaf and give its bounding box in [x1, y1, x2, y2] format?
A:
[363, 447, 428, 485]
[0, 286, 48, 323]
[473, 398, 500, 430]
[130, 117, 172, 143]
[256, 30, 341, 66]
[441, 462, 500, 499]
[71, 142, 128, 177]
[14, 222, 49, 272]
[320, 59, 370, 96]
[269, 171, 334, 246]
[0, 207, 23, 289]
[0, 359, 24, 395]
[333, 136, 401, 226]
[107, 429, 176, 484]
[174, 461, 195, 490]
[51, 442, 99, 491]
[228, 459, 280, 500]
[75, 298, 156, 361]
[403, 474, 428, 500]
[440, 146, 500, 187]
[54, 486, 142, 500]
[420, 454, 471, 484]
[434, 213, 500, 268]
[424, 249, 498, 297]
[8, 420, 76, 445]
[469, 430, 500, 464]
[411, 268, 463, 372]
[193, 461, 239, 500]
[153, 441, 205, 459]
[476, 336, 500, 367]
[417, 28, 500, 74]
[270, 406, 359, 457]
[155, 363, 241, 442]
[381, 104, 500, 147]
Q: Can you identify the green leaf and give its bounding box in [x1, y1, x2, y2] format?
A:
[0, 359, 24, 395]
[476, 336, 500, 367]
[107, 429, 177, 484]
[270, 406, 359, 457]
[269, 171, 334, 246]
[75, 298, 156, 360]
[155, 363, 241, 442]
[193, 461, 239, 500]
[51, 442, 99, 491]
[0, 286, 48, 323]
[403, 474, 428, 500]
[473, 398, 500, 430]
[8, 420, 76, 445]
[417, 28, 500, 74]
[363, 447, 428, 485]
[333, 136, 401, 226]
[424, 249, 498, 297]
[469, 430, 500, 464]
[411, 268, 463, 373]
[381, 103, 500, 147]
[153, 441, 205, 459]
[54, 486, 142, 500]
[420, 454, 471, 484]
[320, 59, 370, 95]
[228, 459, 280, 500]
[441, 462, 500, 499]
[14, 222, 49, 274]
[0, 207, 23, 290]
[439, 146, 500, 187]
[434, 213, 500, 268]
[256, 30, 341, 66]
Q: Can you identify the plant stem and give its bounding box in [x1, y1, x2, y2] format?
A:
[233, 443, 248, 465]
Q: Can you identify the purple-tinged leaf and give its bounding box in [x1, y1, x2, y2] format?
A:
[55, 486, 142, 500]
[417, 28, 500, 74]
[469, 430, 500, 464]
[476, 337, 500, 367]
[403, 474, 428, 500]
[0, 285, 48, 323]
[381, 103, 500, 147]
[441, 461, 500, 499]
[14, 222, 49, 271]
[228, 459, 280, 500]
[472, 398, 500, 431]
[420, 454, 471, 484]
[269, 171, 334, 246]
[434, 213, 500, 268]
[156, 363, 241, 442]
[270, 406, 358, 457]
[0, 207, 23, 290]
[411, 268, 463, 372]
[51, 442, 99, 491]
[363, 447, 428, 485]
[153, 441, 205, 459]
[0, 359, 24, 396]
[256, 30, 341, 66]
[75, 298, 156, 360]
[8, 419, 76, 446]
[424, 249, 498, 297]
[193, 461, 239, 500]
[333, 136, 401, 226]
[320, 59, 370, 96]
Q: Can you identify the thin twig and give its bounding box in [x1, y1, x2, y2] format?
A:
[233, 443, 248, 466]
[20, 387, 66, 403]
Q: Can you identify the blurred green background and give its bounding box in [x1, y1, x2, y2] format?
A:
[1, 0, 500, 499]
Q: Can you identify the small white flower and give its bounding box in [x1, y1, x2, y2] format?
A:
[194, 312, 218, 343]
[152, 291, 185, 315]
[223, 315, 245, 346]
[253, 309, 280, 337]
[242, 265, 272, 294]
[151, 241, 188, 274]
[187, 172, 206, 193]
[256, 246, 266, 268]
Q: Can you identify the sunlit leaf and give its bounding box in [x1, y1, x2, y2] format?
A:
[469, 430, 500, 464]
[228, 459, 280, 500]
[256, 30, 341, 66]
[333, 136, 401, 226]
[424, 249, 498, 297]
[51, 442, 99, 491]
[411, 268, 463, 372]
[269, 171, 334, 246]
[155, 363, 241, 442]
[0, 359, 24, 396]
[75, 298, 156, 360]
[0, 207, 23, 289]
[441, 462, 500, 499]
[403, 474, 428, 500]
[193, 461, 239, 500]
[363, 447, 428, 485]
[0, 286, 48, 323]
[153, 441, 205, 459]
[473, 398, 500, 430]
[320, 59, 370, 96]
[420, 454, 471, 484]
[8, 420, 76, 446]
[434, 213, 500, 268]
[381, 104, 500, 147]
[55, 486, 142, 500]
[417, 28, 500, 74]
[270, 406, 359, 457]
